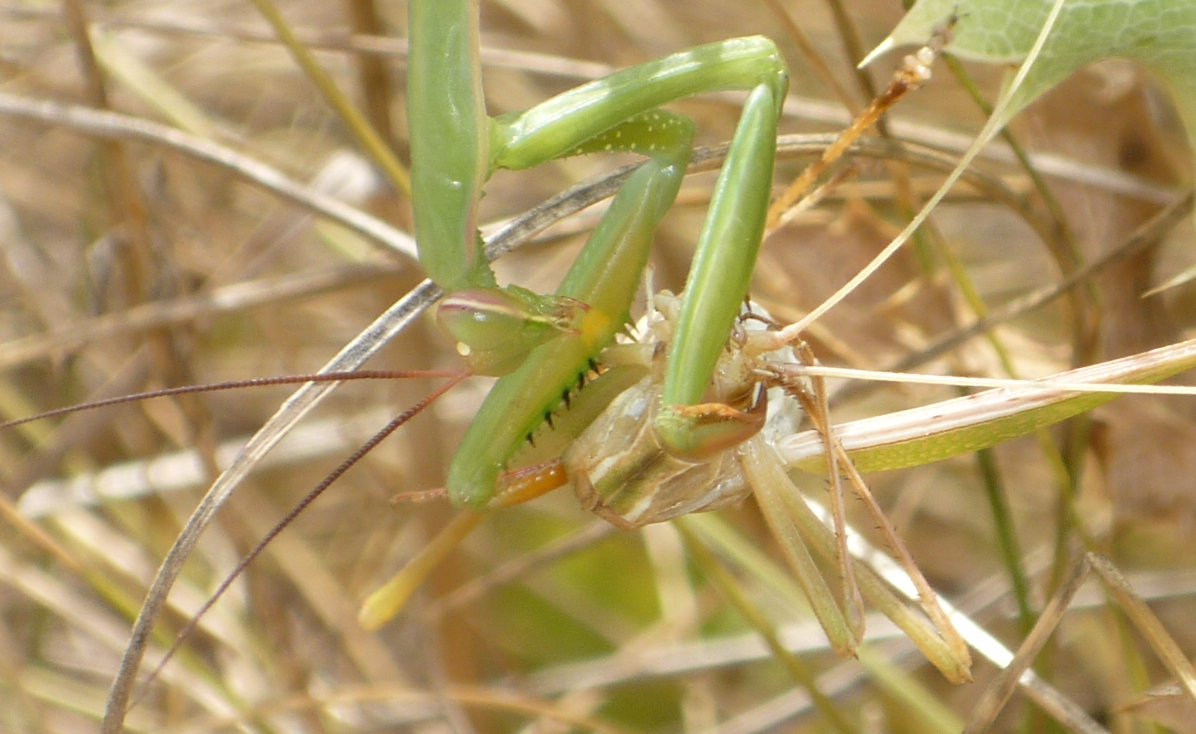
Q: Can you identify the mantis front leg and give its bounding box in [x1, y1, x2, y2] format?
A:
[409, 0, 788, 507]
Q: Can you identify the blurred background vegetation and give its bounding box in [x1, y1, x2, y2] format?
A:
[0, 0, 1194, 732]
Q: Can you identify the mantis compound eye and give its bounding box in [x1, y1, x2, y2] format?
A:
[437, 286, 589, 375]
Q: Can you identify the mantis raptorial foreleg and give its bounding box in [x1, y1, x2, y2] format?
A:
[421, 9, 955, 508]
[410, 0, 788, 508]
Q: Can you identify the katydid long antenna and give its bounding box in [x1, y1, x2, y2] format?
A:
[129, 370, 469, 703]
[3, 367, 470, 704]
[0, 370, 466, 431]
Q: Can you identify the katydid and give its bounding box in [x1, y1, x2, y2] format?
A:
[357, 285, 1196, 672]
[561, 293, 974, 680]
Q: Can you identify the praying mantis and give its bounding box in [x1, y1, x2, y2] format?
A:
[413, 0, 788, 510]
[353, 0, 967, 646]
[3, 0, 1196, 732]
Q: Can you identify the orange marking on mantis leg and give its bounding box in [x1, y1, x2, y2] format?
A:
[492, 460, 570, 508]
[577, 306, 613, 349]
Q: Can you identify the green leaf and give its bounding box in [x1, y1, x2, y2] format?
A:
[870, 0, 1196, 147]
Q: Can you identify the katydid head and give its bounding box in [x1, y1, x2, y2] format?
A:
[436, 285, 590, 375]
[564, 293, 773, 527]
[567, 373, 754, 528]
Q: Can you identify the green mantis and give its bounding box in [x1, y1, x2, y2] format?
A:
[410, 0, 787, 509]
[352, 0, 968, 634]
